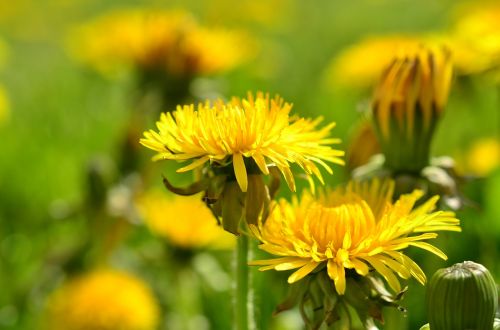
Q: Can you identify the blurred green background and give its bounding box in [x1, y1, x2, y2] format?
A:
[0, 0, 499, 329]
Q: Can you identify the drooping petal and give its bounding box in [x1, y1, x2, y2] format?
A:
[288, 261, 320, 283]
[232, 153, 248, 192]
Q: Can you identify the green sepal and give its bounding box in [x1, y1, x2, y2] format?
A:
[273, 281, 308, 315]
[245, 175, 270, 226]
[162, 175, 209, 196]
[220, 181, 245, 235]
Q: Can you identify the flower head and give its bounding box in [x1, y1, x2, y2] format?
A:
[46, 269, 159, 330]
[136, 190, 234, 249]
[250, 179, 461, 295]
[372, 45, 453, 172]
[68, 9, 253, 77]
[140, 92, 344, 193]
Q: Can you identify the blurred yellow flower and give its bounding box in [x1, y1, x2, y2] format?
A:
[326, 35, 438, 89]
[136, 190, 235, 249]
[0, 85, 9, 123]
[461, 138, 500, 177]
[140, 92, 344, 193]
[451, 2, 500, 75]
[46, 269, 159, 330]
[250, 179, 460, 295]
[372, 45, 453, 172]
[68, 9, 253, 78]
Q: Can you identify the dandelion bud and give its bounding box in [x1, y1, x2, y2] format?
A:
[426, 261, 498, 330]
[372, 45, 452, 173]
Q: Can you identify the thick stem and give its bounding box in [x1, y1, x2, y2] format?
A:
[235, 234, 252, 330]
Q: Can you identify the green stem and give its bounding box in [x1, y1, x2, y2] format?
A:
[235, 234, 252, 330]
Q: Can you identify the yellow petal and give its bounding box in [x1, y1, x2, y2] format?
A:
[252, 153, 269, 175]
[287, 261, 319, 283]
[351, 258, 370, 276]
[363, 256, 401, 293]
[274, 259, 311, 271]
[409, 241, 448, 260]
[233, 153, 248, 192]
[176, 156, 210, 172]
[327, 260, 346, 295]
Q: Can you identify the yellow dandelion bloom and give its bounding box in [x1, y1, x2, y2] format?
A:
[46, 269, 159, 330]
[250, 179, 461, 295]
[136, 190, 235, 249]
[325, 35, 447, 89]
[451, 2, 500, 75]
[140, 92, 344, 193]
[68, 9, 253, 77]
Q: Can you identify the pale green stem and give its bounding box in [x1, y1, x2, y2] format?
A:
[235, 234, 255, 330]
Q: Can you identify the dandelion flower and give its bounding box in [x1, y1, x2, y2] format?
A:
[68, 9, 253, 78]
[250, 179, 461, 295]
[136, 190, 234, 249]
[46, 269, 159, 330]
[140, 92, 344, 193]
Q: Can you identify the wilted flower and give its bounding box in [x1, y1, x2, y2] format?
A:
[136, 190, 234, 249]
[140, 92, 344, 234]
[250, 179, 461, 295]
[46, 269, 159, 330]
[68, 9, 253, 78]
[372, 45, 453, 173]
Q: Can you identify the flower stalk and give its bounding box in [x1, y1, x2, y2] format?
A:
[235, 234, 253, 330]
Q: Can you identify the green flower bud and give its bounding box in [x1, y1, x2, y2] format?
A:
[427, 261, 498, 330]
